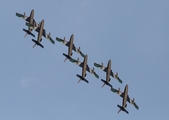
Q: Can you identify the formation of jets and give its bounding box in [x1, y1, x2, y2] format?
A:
[16, 9, 139, 114]
[56, 34, 85, 62]
[16, 9, 55, 48]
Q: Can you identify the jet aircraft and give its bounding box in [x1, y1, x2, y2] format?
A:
[68, 55, 99, 83]
[16, 9, 55, 44]
[94, 60, 122, 84]
[111, 85, 139, 110]
[117, 84, 129, 114]
[26, 19, 45, 48]
[100, 60, 113, 88]
[56, 34, 85, 62]
[26, 19, 55, 47]
[16, 9, 37, 38]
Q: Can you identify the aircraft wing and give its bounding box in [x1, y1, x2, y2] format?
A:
[69, 58, 88, 68]
[94, 62, 114, 77]
[69, 58, 81, 66]
[89, 68, 99, 79]
[16, 13, 38, 26]
[65, 41, 76, 52]
[110, 70, 114, 78]
[56, 37, 68, 44]
[75, 47, 85, 58]
[115, 77, 123, 84]
[56, 37, 80, 52]
[111, 87, 139, 110]
[45, 33, 55, 44]
[16, 12, 28, 21]
[94, 62, 106, 70]
[56, 37, 76, 50]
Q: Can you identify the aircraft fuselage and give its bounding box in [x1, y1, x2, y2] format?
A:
[82, 55, 88, 77]
[117, 84, 129, 114]
[68, 34, 74, 56]
[29, 9, 34, 25]
[106, 60, 111, 82]
[123, 84, 128, 108]
[37, 19, 44, 42]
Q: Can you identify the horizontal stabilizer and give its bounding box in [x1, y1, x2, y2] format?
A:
[117, 105, 129, 114]
[63, 53, 71, 60]
[101, 79, 112, 88]
[23, 29, 35, 37]
[32, 39, 44, 48]
[32, 39, 37, 43]
[63, 53, 72, 62]
[101, 79, 106, 83]
[117, 104, 122, 109]
[76, 74, 89, 83]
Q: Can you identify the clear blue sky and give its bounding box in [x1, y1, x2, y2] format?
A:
[0, 0, 169, 120]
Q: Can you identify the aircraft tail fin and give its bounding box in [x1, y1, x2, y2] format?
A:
[76, 74, 89, 83]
